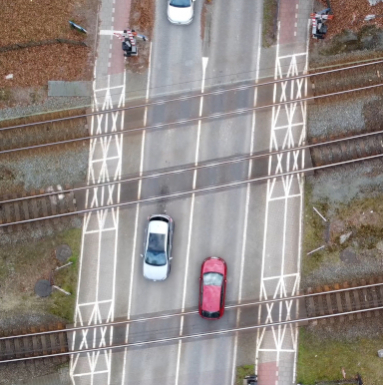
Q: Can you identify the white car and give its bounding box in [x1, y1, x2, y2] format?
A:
[167, 0, 195, 25]
[141, 214, 174, 281]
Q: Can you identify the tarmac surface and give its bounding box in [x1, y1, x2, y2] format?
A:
[68, 0, 313, 385]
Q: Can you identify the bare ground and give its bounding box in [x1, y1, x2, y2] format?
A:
[0, 0, 99, 106]
[319, 0, 383, 39]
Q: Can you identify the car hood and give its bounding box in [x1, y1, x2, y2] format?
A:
[167, 5, 193, 24]
[202, 285, 221, 312]
[143, 262, 168, 281]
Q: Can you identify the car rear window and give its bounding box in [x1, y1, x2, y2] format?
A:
[201, 310, 220, 319]
[169, 0, 191, 7]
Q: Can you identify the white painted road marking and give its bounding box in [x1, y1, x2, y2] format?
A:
[174, 56, 209, 385]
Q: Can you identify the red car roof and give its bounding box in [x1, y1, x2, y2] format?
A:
[202, 285, 221, 312]
[201, 257, 226, 275]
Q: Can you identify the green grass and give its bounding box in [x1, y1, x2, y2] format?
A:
[262, 0, 278, 48]
[302, 185, 383, 276]
[48, 228, 81, 321]
[297, 328, 383, 385]
[0, 227, 81, 322]
[301, 183, 329, 276]
[235, 365, 255, 385]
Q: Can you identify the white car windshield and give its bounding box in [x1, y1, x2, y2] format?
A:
[145, 233, 167, 266]
[169, 0, 191, 7]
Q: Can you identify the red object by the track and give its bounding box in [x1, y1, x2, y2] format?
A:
[199, 257, 227, 320]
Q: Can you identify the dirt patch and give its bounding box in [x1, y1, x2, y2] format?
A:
[0, 0, 99, 105]
[310, 1, 383, 67]
[315, 25, 383, 56]
[126, 0, 155, 73]
[0, 44, 91, 88]
[319, 0, 383, 39]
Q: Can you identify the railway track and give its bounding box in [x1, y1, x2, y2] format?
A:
[310, 60, 383, 98]
[1, 281, 383, 364]
[305, 277, 383, 325]
[0, 322, 68, 364]
[310, 131, 383, 166]
[0, 108, 88, 154]
[308, 60, 383, 167]
[0, 60, 382, 160]
[0, 185, 77, 234]
[0, 145, 383, 230]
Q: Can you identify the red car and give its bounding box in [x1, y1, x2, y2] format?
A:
[199, 257, 227, 320]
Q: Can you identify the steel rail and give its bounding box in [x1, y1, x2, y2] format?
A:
[1, 149, 383, 228]
[1, 305, 383, 364]
[2, 81, 383, 158]
[0, 281, 382, 342]
[3, 120, 383, 206]
[1, 59, 383, 133]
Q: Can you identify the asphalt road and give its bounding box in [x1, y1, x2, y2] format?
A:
[111, 0, 266, 383]
[71, 0, 310, 383]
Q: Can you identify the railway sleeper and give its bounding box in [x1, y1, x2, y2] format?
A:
[323, 285, 335, 324]
[358, 139, 368, 158]
[13, 329, 22, 359]
[368, 135, 380, 155]
[318, 146, 328, 167]
[351, 281, 363, 320]
[340, 141, 351, 162]
[377, 134, 383, 152]
[374, 134, 383, 154]
[333, 283, 345, 322]
[347, 141, 358, 162]
[363, 136, 374, 156]
[333, 145, 344, 163]
[360, 279, 372, 318]
[342, 282, 354, 321]
[306, 287, 316, 320]
[309, 147, 322, 167]
[354, 140, 364, 159]
[368, 278, 380, 317]
[378, 276, 383, 305]
[4, 331, 14, 360]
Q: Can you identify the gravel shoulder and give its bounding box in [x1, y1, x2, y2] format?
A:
[298, 4, 383, 384]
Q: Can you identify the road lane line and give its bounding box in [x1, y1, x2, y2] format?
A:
[256, 20, 281, 374]
[230, 23, 262, 385]
[174, 57, 209, 385]
[292, 22, 311, 384]
[122, 39, 153, 385]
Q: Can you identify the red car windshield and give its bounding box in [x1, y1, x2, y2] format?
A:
[203, 272, 223, 286]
